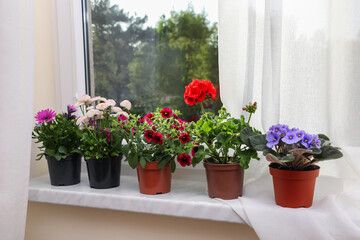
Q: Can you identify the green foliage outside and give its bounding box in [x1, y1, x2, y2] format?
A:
[90, 0, 221, 121]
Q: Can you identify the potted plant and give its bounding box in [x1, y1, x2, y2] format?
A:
[185, 79, 261, 199]
[122, 108, 194, 195]
[250, 124, 343, 208]
[76, 95, 131, 189]
[32, 105, 82, 186]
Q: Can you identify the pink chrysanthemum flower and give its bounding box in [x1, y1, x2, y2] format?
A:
[35, 109, 56, 123]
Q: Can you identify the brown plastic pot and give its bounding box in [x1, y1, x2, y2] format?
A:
[269, 165, 320, 208]
[203, 162, 244, 200]
[136, 162, 171, 195]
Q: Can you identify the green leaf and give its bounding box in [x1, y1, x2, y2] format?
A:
[240, 127, 256, 146]
[140, 157, 147, 168]
[318, 134, 330, 141]
[318, 145, 343, 161]
[249, 134, 267, 151]
[279, 154, 295, 162]
[307, 147, 322, 155]
[237, 148, 258, 169]
[170, 160, 176, 172]
[201, 121, 212, 132]
[122, 144, 130, 157]
[216, 132, 231, 144]
[58, 146, 68, 154]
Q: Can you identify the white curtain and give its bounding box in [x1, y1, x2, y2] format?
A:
[219, 1, 360, 238]
[219, 0, 360, 147]
[0, 1, 34, 239]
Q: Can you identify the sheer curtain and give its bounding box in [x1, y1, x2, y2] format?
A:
[219, 0, 360, 179]
[0, 1, 34, 239]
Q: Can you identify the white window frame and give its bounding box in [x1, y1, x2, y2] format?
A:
[53, 0, 87, 112]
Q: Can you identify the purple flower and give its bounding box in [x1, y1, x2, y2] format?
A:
[310, 134, 321, 148]
[295, 130, 305, 140]
[282, 131, 299, 144]
[301, 133, 313, 149]
[67, 105, 77, 114]
[266, 132, 280, 148]
[35, 109, 56, 123]
[315, 140, 321, 148]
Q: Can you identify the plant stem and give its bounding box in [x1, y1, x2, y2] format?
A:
[200, 102, 205, 115]
[247, 113, 253, 124]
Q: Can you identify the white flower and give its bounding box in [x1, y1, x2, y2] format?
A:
[86, 109, 102, 118]
[92, 96, 101, 101]
[76, 116, 86, 125]
[120, 100, 132, 110]
[78, 94, 91, 103]
[99, 97, 107, 102]
[106, 99, 116, 107]
[96, 102, 109, 110]
[86, 99, 95, 105]
[117, 111, 129, 120]
[75, 101, 85, 107]
[111, 107, 122, 113]
[87, 106, 94, 110]
[95, 115, 104, 120]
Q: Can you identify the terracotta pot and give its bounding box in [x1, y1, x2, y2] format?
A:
[45, 153, 82, 186]
[203, 162, 244, 200]
[85, 155, 122, 189]
[136, 162, 171, 195]
[269, 165, 320, 208]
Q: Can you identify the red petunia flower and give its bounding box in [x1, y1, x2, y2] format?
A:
[118, 115, 127, 122]
[179, 133, 190, 144]
[144, 130, 155, 142]
[160, 108, 172, 118]
[153, 132, 163, 145]
[145, 113, 155, 123]
[177, 153, 192, 167]
[191, 142, 199, 156]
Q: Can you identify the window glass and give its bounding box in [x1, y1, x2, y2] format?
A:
[89, 0, 221, 121]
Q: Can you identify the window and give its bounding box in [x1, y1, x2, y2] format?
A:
[83, 0, 221, 121]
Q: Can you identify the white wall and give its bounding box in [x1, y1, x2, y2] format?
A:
[25, 1, 259, 239]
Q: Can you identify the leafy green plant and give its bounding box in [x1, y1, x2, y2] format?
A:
[75, 95, 131, 159]
[122, 108, 195, 172]
[32, 106, 81, 161]
[249, 124, 343, 170]
[191, 103, 261, 169]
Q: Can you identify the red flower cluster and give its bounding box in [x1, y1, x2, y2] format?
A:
[242, 101, 257, 114]
[144, 130, 163, 145]
[184, 79, 216, 106]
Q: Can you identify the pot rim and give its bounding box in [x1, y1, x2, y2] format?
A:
[137, 161, 170, 170]
[269, 165, 320, 180]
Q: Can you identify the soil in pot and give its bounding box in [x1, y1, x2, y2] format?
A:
[204, 161, 244, 200]
[45, 153, 82, 186]
[85, 155, 122, 189]
[269, 163, 320, 208]
[136, 162, 171, 195]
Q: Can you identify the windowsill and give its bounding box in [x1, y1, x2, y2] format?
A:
[28, 163, 245, 224]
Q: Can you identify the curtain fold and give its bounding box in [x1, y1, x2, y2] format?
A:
[219, 0, 360, 147]
[0, 1, 34, 239]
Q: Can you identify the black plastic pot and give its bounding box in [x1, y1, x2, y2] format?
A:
[85, 155, 122, 189]
[45, 153, 82, 186]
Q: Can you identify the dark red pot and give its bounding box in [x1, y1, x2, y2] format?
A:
[204, 162, 244, 200]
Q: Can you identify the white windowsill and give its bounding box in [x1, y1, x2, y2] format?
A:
[28, 162, 245, 224]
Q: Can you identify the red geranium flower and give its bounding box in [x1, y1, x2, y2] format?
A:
[177, 153, 192, 167]
[179, 133, 190, 144]
[144, 130, 155, 142]
[184, 96, 197, 106]
[184, 79, 216, 105]
[153, 132, 163, 145]
[160, 108, 172, 118]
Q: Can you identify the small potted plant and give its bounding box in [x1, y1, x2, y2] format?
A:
[76, 95, 131, 189]
[32, 105, 82, 186]
[250, 124, 343, 208]
[185, 79, 261, 199]
[122, 108, 194, 195]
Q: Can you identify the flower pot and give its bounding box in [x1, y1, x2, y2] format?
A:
[45, 153, 82, 186]
[85, 155, 122, 189]
[136, 162, 171, 195]
[269, 165, 320, 208]
[203, 162, 244, 200]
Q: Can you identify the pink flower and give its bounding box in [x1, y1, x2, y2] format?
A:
[96, 102, 109, 110]
[177, 154, 192, 167]
[160, 108, 172, 118]
[35, 109, 56, 123]
[118, 115, 127, 122]
[120, 100, 132, 110]
[153, 132, 163, 145]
